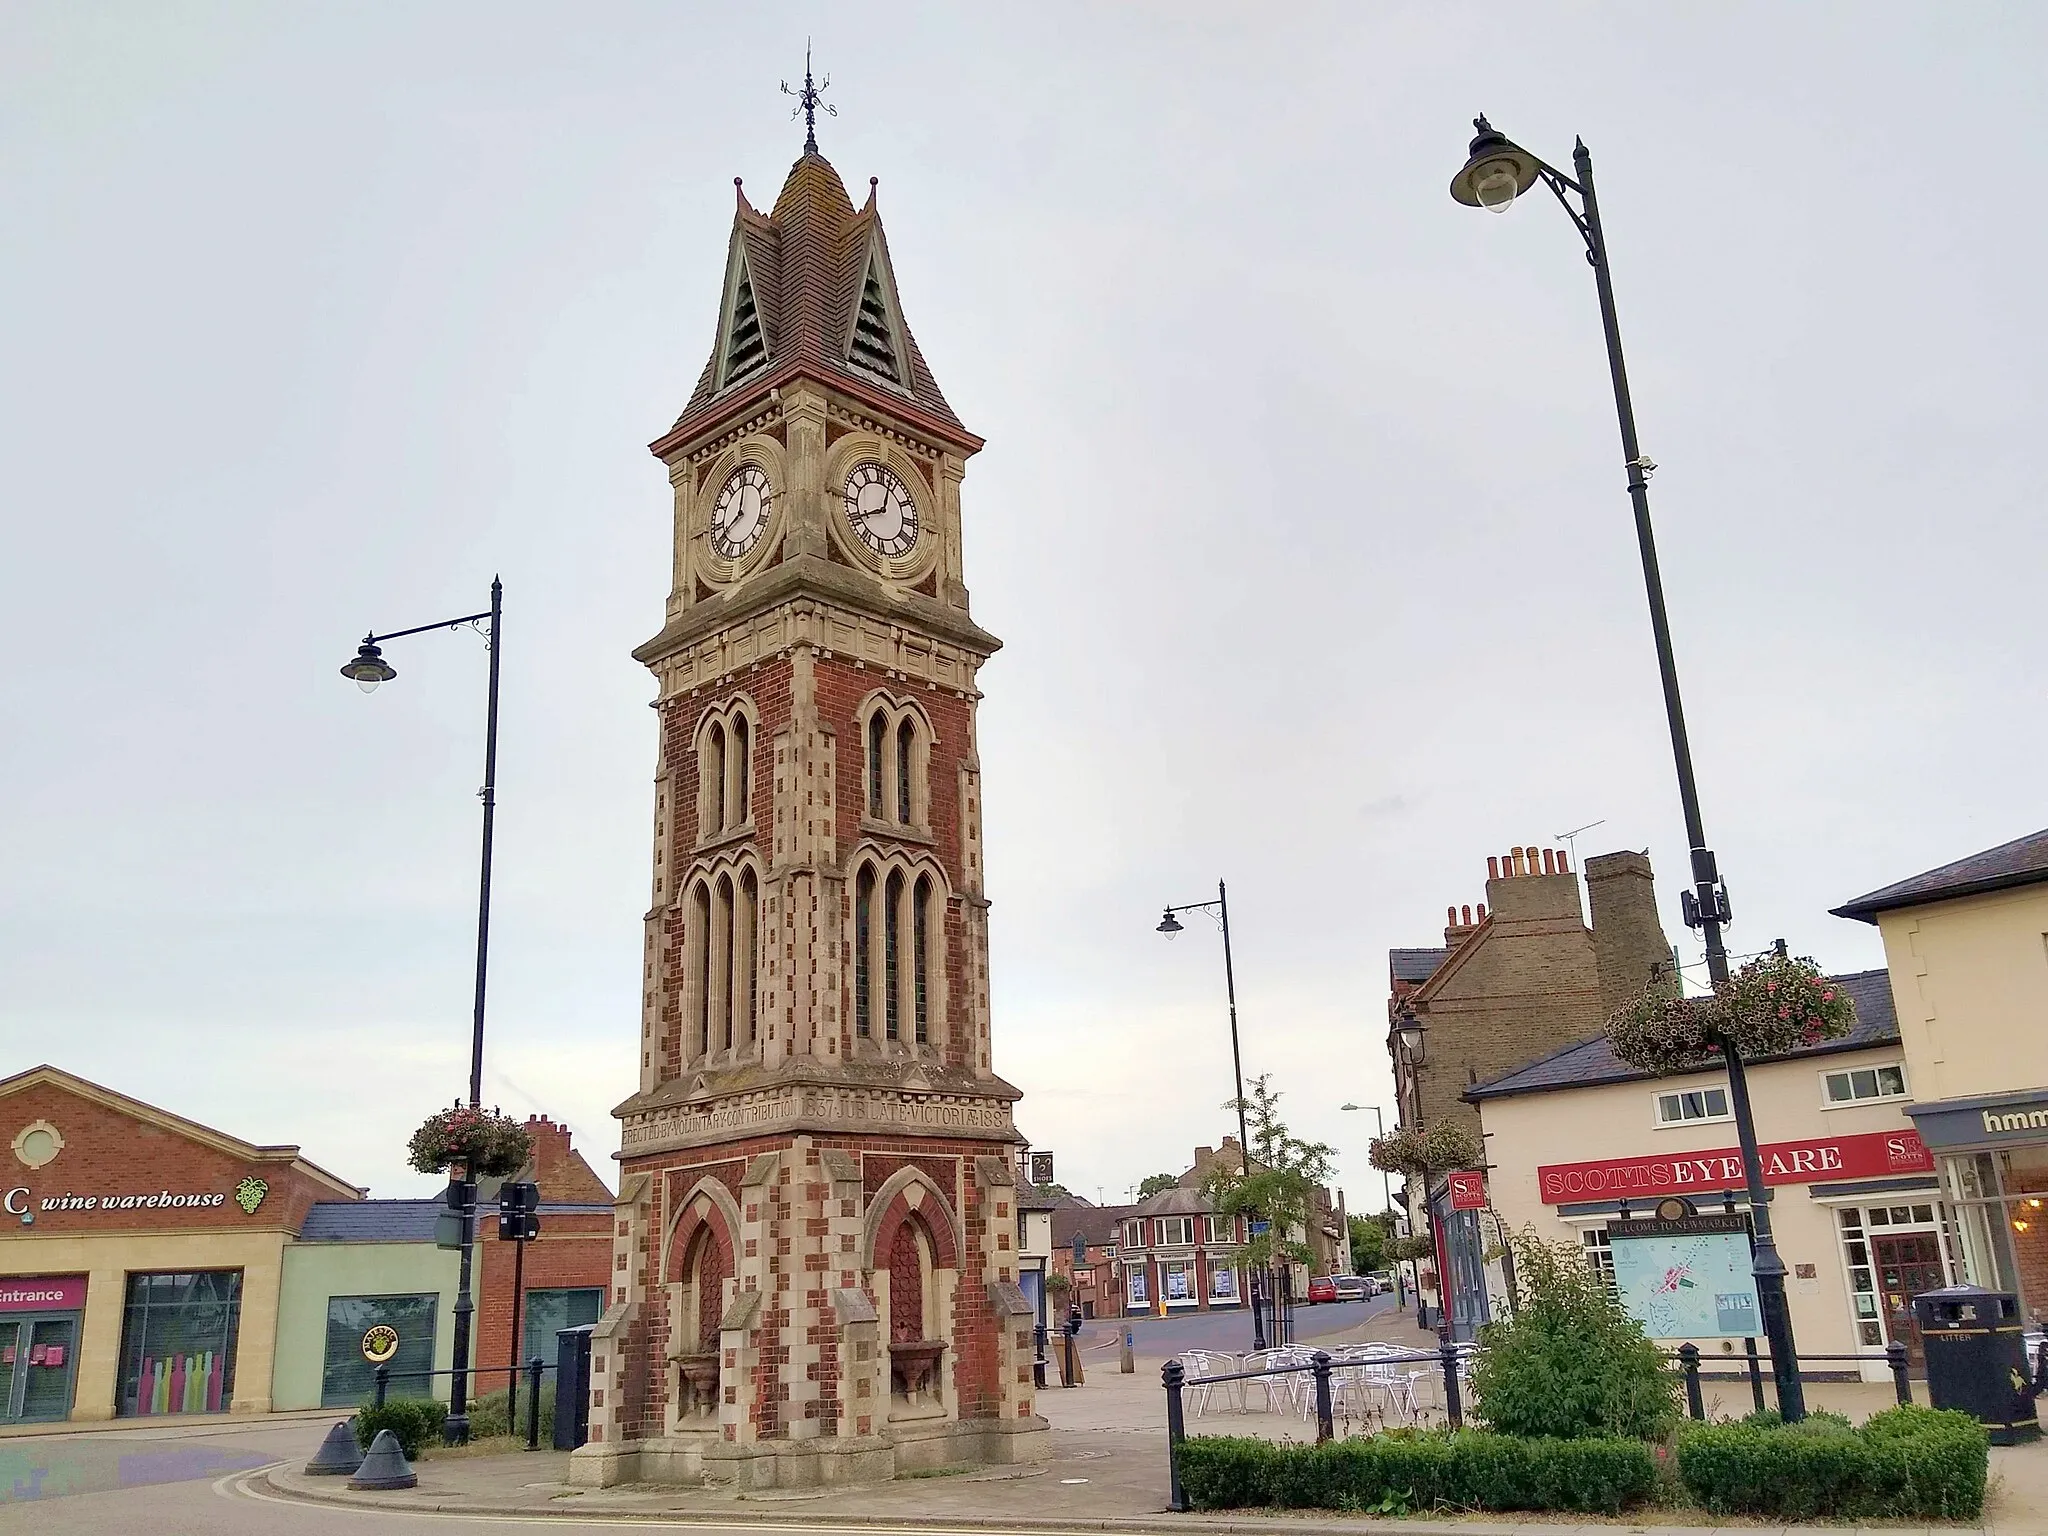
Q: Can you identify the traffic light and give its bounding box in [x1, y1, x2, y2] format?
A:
[498, 1181, 540, 1242]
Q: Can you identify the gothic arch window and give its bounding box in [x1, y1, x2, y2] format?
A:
[867, 712, 887, 819]
[854, 866, 876, 1039]
[859, 695, 931, 830]
[883, 869, 904, 1041]
[688, 879, 712, 1058]
[913, 874, 932, 1046]
[695, 698, 758, 841]
[850, 852, 947, 1051]
[679, 855, 763, 1064]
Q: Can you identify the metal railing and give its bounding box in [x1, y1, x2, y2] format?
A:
[368, 1358, 555, 1452]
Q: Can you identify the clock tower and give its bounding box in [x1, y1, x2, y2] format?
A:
[576, 132, 1045, 1488]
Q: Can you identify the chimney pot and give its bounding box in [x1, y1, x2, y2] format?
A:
[1488, 856, 1500, 879]
[1559, 851, 1571, 873]
[1461, 904, 1472, 925]
[1512, 848, 1527, 877]
[1542, 848, 1556, 875]
[1476, 903, 1486, 920]
[1446, 905, 1457, 925]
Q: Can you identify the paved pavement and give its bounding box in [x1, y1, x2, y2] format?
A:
[7, 1303, 2046, 1533]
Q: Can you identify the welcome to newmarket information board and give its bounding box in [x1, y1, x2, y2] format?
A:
[1609, 1213, 1761, 1340]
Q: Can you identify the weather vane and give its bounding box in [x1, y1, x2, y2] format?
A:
[780, 41, 835, 154]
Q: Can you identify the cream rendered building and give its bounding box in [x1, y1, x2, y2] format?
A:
[1832, 827, 2048, 1318]
[1470, 969, 1949, 1384]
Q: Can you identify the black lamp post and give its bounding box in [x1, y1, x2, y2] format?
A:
[1449, 120, 1805, 1419]
[1157, 881, 1265, 1350]
[339, 575, 504, 1444]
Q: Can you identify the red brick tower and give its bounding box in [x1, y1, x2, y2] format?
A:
[576, 140, 1042, 1488]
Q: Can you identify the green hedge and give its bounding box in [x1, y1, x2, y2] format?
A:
[1177, 1431, 1659, 1515]
[352, 1397, 448, 1459]
[1676, 1403, 1988, 1520]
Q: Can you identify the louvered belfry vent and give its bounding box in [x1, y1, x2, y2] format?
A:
[849, 261, 899, 383]
[724, 271, 766, 383]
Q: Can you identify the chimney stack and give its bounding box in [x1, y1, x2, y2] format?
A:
[1584, 850, 1674, 1019]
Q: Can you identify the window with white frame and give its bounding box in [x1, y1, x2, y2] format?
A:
[1822, 1064, 1908, 1106]
[1581, 1227, 1616, 1292]
[1162, 1259, 1195, 1303]
[1122, 1221, 1143, 1250]
[1202, 1214, 1235, 1245]
[1654, 1086, 1731, 1126]
[1209, 1263, 1237, 1301]
[1155, 1216, 1194, 1247]
[1126, 1267, 1149, 1306]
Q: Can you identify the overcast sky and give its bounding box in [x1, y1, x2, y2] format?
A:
[5, 5, 2043, 1211]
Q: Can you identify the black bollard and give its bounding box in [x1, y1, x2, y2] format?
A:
[1679, 1343, 1704, 1421]
[304, 1420, 364, 1476]
[1163, 1359, 1188, 1513]
[373, 1363, 390, 1410]
[349, 1428, 418, 1491]
[525, 1357, 544, 1451]
[1885, 1340, 1911, 1405]
[1311, 1351, 1334, 1444]
[1439, 1341, 1463, 1429]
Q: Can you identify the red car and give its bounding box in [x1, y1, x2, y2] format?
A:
[1306, 1276, 1338, 1305]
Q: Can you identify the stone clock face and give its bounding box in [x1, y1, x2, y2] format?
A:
[709, 466, 773, 559]
[844, 462, 919, 559]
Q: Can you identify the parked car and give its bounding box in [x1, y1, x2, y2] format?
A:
[1306, 1275, 1339, 1304]
[1333, 1274, 1369, 1302]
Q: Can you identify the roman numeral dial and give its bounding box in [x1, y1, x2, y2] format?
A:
[843, 462, 919, 560]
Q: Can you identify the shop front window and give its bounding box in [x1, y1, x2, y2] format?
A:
[1163, 1259, 1194, 1303]
[522, 1287, 603, 1367]
[117, 1271, 242, 1416]
[322, 1293, 439, 1408]
[1941, 1153, 2022, 1297]
[1126, 1268, 1149, 1308]
[1209, 1264, 1237, 1302]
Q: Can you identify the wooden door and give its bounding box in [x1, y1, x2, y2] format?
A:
[1873, 1232, 1945, 1367]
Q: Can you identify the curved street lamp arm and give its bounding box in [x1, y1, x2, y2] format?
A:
[364, 608, 496, 646]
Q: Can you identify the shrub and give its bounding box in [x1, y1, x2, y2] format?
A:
[467, 1380, 555, 1442]
[1469, 1232, 1678, 1441]
[1177, 1431, 1658, 1515]
[352, 1397, 448, 1459]
[1676, 1403, 1987, 1520]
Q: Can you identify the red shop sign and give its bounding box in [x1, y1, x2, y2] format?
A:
[0, 1274, 88, 1312]
[1447, 1170, 1488, 1210]
[1537, 1129, 1933, 1205]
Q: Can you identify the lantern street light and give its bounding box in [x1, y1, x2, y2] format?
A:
[1449, 117, 1805, 1419]
[1157, 881, 1267, 1349]
[338, 576, 504, 1443]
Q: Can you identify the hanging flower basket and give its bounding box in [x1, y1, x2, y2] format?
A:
[1368, 1122, 1482, 1179]
[406, 1104, 532, 1178]
[1608, 951, 1856, 1076]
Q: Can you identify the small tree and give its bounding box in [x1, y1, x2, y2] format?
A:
[1470, 1230, 1678, 1441]
[1136, 1172, 1180, 1199]
[1200, 1075, 1336, 1274]
[1347, 1213, 1391, 1274]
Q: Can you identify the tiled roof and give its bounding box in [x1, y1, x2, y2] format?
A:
[1052, 1204, 1131, 1250]
[1466, 969, 1899, 1101]
[298, 1200, 443, 1243]
[1831, 828, 2048, 923]
[1390, 948, 1450, 984]
[661, 151, 969, 451]
[1134, 1185, 1212, 1217]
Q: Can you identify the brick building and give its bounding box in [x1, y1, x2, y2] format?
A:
[473, 1115, 614, 1390]
[1386, 846, 1672, 1338]
[1048, 1203, 1127, 1320]
[583, 130, 1042, 1488]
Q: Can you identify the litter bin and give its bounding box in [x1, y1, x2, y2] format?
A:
[1912, 1285, 2041, 1444]
[553, 1323, 596, 1450]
